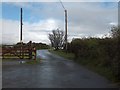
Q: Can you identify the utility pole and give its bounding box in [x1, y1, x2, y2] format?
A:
[59, 0, 68, 52]
[20, 8, 23, 42]
[20, 8, 23, 59]
[65, 9, 68, 52]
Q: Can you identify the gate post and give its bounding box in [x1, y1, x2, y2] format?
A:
[29, 41, 32, 59]
[33, 47, 36, 61]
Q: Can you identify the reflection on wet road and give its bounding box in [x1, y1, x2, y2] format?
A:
[3, 50, 112, 88]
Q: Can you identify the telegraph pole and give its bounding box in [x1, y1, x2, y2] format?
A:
[65, 9, 68, 52]
[20, 8, 23, 59]
[59, 0, 68, 52]
[20, 8, 23, 42]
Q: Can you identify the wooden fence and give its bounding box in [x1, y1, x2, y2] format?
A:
[2, 42, 36, 60]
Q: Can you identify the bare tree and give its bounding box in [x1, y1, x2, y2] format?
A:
[48, 29, 64, 50]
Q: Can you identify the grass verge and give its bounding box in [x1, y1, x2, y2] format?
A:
[76, 58, 115, 82]
[2, 58, 42, 65]
[49, 49, 74, 60]
[49, 49, 119, 84]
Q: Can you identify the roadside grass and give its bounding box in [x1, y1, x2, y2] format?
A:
[76, 58, 115, 82]
[25, 59, 41, 64]
[2, 58, 42, 65]
[49, 49, 117, 83]
[49, 49, 75, 60]
[2, 58, 22, 61]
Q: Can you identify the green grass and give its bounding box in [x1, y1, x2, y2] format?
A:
[49, 49, 75, 60]
[2, 58, 21, 62]
[2, 58, 42, 65]
[49, 49, 118, 83]
[77, 58, 115, 81]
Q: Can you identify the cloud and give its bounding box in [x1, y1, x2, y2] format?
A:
[2, 18, 63, 44]
[2, 19, 20, 44]
[2, 2, 118, 44]
[109, 22, 118, 26]
[1, 0, 119, 2]
[63, 2, 118, 40]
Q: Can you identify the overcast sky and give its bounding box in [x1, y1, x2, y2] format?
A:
[1, 0, 118, 45]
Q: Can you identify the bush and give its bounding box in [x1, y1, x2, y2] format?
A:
[71, 38, 88, 59]
[67, 26, 120, 81]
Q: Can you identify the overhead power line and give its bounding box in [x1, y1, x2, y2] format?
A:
[59, 0, 66, 10]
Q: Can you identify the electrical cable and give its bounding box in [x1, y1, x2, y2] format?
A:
[59, 0, 66, 10]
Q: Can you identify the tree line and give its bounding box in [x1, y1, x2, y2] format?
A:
[15, 41, 50, 49]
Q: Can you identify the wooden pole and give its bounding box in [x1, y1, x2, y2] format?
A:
[20, 8, 23, 42]
[65, 10, 67, 52]
[20, 8, 23, 59]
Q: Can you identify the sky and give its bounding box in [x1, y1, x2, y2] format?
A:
[1, 0, 118, 45]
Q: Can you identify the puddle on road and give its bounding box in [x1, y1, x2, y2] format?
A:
[19, 61, 26, 64]
[37, 50, 50, 59]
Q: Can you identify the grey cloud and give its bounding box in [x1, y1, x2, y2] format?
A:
[31, 2, 117, 36]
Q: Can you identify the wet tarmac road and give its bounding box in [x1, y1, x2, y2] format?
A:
[2, 50, 113, 88]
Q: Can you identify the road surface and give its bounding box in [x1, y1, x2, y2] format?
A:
[2, 50, 114, 88]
